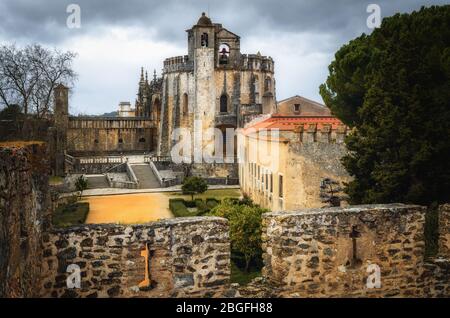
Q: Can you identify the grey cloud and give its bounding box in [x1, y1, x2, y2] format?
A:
[1, 0, 448, 46]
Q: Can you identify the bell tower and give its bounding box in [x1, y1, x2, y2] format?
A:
[191, 13, 217, 155]
[53, 84, 69, 176]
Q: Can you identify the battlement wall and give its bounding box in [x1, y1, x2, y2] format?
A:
[163, 55, 194, 73]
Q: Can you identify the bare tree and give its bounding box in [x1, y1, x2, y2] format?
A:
[0, 43, 77, 118]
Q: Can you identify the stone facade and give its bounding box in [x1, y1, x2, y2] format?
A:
[66, 117, 155, 156]
[276, 95, 332, 116]
[52, 83, 156, 164]
[40, 217, 230, 298]
[238, 115, 350, 210]
[158, 13, 276, 163]
[439, 204, 450, 257]
[262, 204, 450, 297]
[0, 142, 51, 297]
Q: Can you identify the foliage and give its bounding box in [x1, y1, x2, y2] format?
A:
[75, 175, 88, 198]
[0, 104, 23, 120]
[0, 43, 77, 117]
[169, 198, 223, 217]
[181, 176, 208, 201]
[320, 5, 450, 205]
[169, 198, 192, 217]
[230, 261, 261, 285]
[53, 202, 89, 228]
[209, 198, 268, 272]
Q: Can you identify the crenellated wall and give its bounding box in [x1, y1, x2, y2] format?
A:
[262, 204, 450, 297]
[40, 218, 230, 298]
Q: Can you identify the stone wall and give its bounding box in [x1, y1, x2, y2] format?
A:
[262, 204, 450, 297]
[439, 204, 450, 257]
[40, 217, 230, 298]
[0, 142, 51, 297]
[67, 117, 155, 156]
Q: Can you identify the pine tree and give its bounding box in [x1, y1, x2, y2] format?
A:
[320, 5, 450, 205]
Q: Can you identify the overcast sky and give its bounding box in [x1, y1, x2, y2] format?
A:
[0, 0, 447, 115]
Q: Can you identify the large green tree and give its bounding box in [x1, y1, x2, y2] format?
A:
[320, 5, 450, 205]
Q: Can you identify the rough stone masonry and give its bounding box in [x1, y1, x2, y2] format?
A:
[40, 218, 230, 298]
[262, 204, 450, 297]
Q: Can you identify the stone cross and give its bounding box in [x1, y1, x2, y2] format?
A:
[138, 243, 151, 288]
[349, 226, 362, 267]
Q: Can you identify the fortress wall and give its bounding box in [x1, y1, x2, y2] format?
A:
[262, 204, 450, 297]
[0, 143, 51, 297]
[67, 118, 154, 155]
[286, 127, 350, 209]
[39, 217, 230, 298]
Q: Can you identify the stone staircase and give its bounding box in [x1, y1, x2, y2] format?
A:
[85, 175, 109, 189]
[130, 164, 161, 189]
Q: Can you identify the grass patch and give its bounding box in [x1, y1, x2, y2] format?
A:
[169, 199, 195, 217]
[230, 261, 261, 285]
[53, 202, 90, 228]
[166, 189, 241, 201]
[49, 176, 64, 185]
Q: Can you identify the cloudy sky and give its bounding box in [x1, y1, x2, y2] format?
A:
[0, 0, 447, 115]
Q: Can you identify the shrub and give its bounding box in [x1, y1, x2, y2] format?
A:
[195, 199, 209, 215]
[209, 198, 268, 272]
[206, 198, 220, 209]
[182, 176, 208, 201]
[169, 198, 191, 217]
[53, 202, 89, 228]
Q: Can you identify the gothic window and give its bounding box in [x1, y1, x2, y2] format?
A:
[220, 94, 228, 113]
[182, 93, 188, 115]
[253, 75, 260, 103]
[201, 33, 208, 47]
[219, 43, 230, 65]
[264, 77, 272, 92]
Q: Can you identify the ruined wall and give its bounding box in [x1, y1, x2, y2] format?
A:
[67, 117, 154, 155]
[0, 142, 51, 297]
[262, 204, 450, 297]
[439, 204, 450, 257]
[40, 217, 230, 298]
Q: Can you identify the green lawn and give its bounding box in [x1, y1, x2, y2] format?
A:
[53, 202, 90, 228]
[230, 262, 261, 285]
[164, 188, 241, 201]
[49, 176, 64, 186]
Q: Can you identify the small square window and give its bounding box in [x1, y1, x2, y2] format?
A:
[294, 104, 300, 113]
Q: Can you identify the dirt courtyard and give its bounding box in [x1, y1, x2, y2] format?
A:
[85, 193, 173, 224]
[84, 189, 241, 224]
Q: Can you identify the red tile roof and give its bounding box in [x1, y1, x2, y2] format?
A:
[243, 115, 344, 135]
